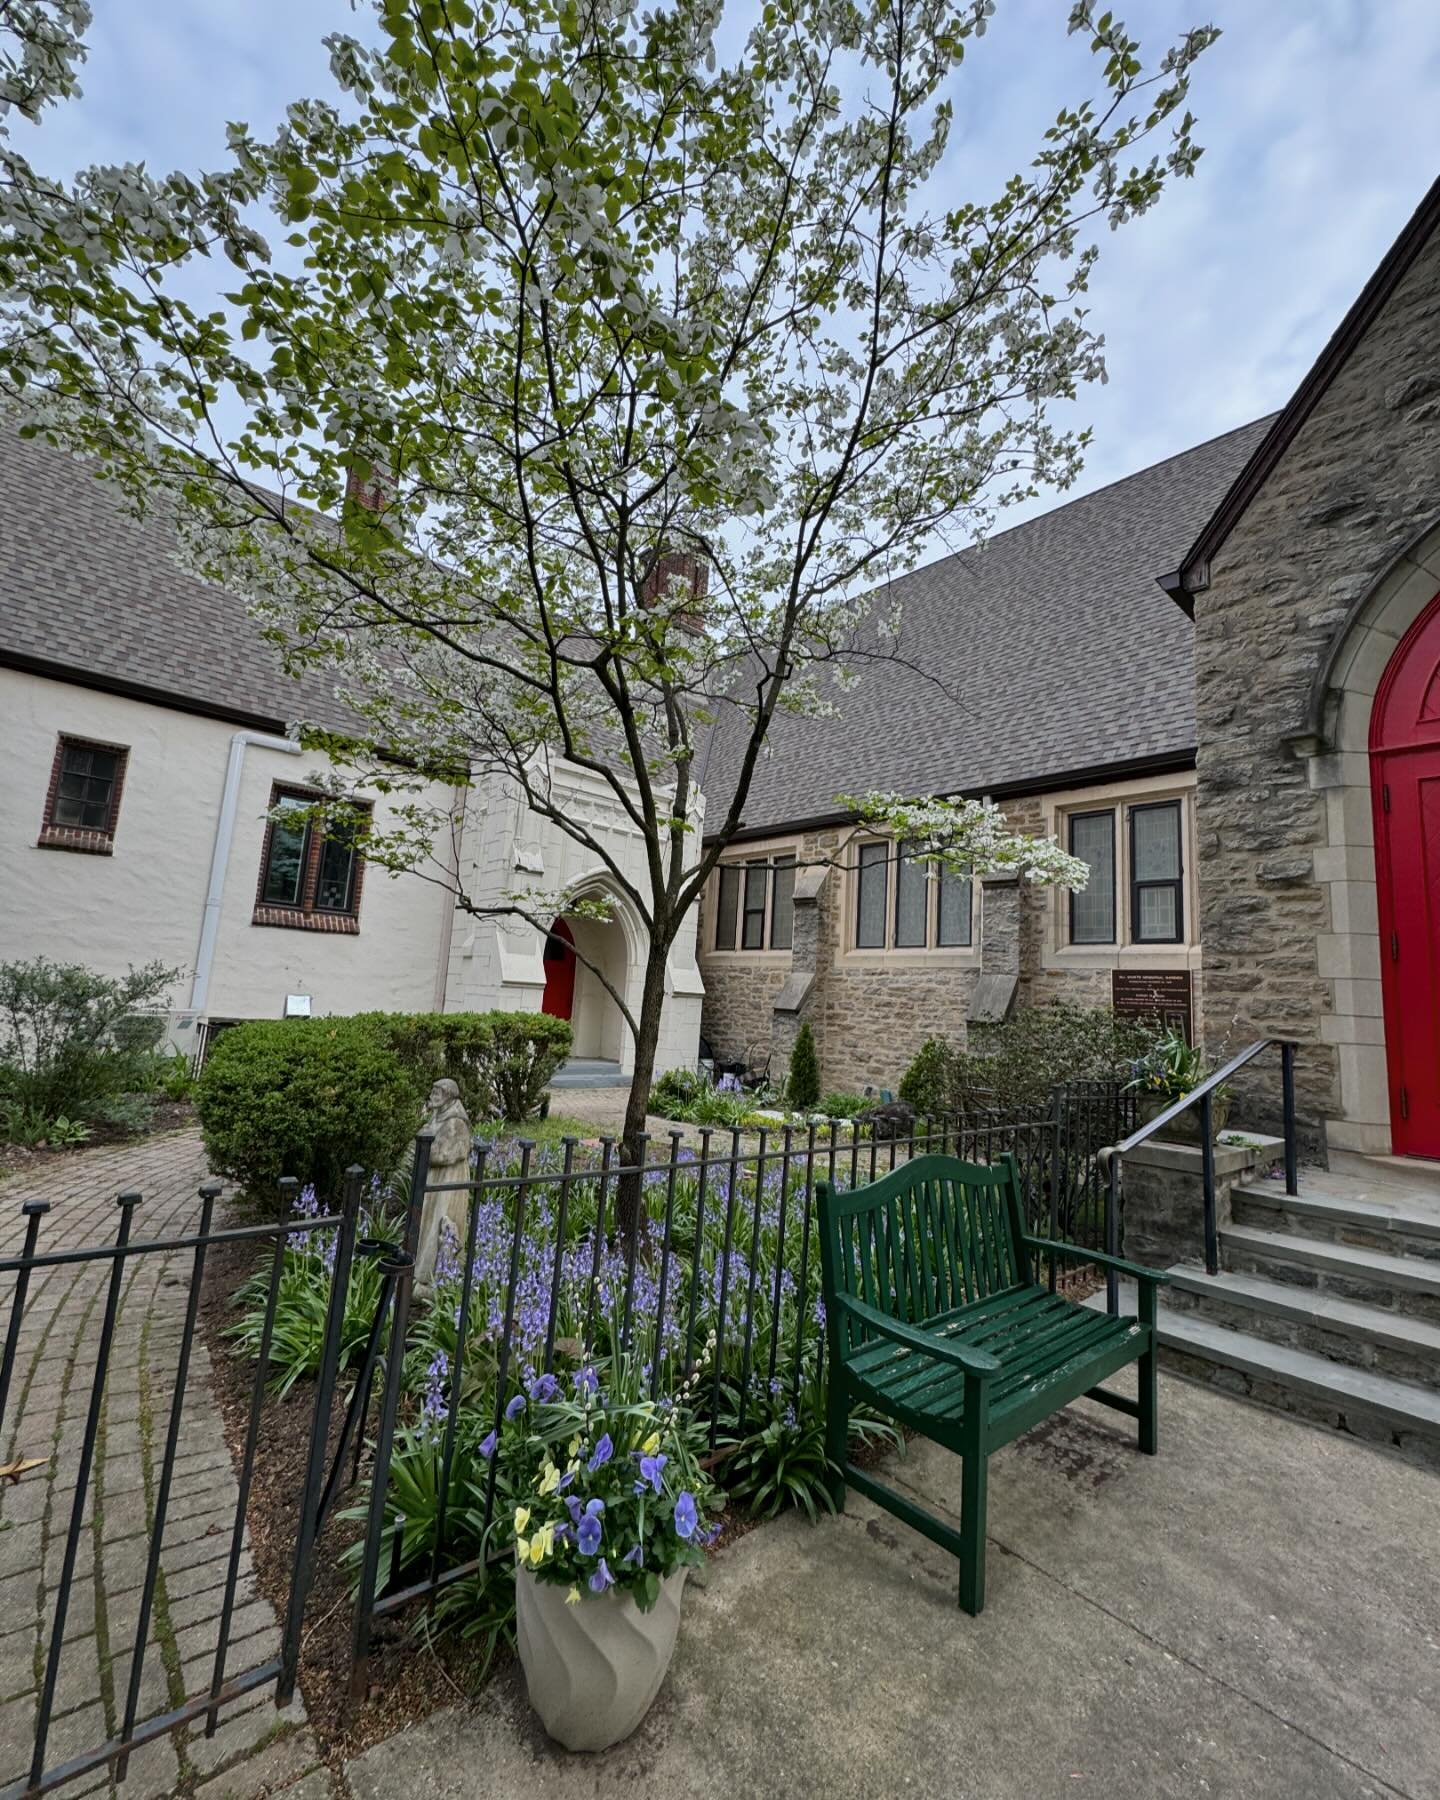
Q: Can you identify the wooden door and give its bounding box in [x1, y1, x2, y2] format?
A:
[541, 918, 576, 1021]
[1372, 591, 1440, 1158]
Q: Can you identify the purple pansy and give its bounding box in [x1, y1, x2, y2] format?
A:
[588, 1557, 615, 1594]
[577, 1512, 603, 1557]
[622, 1543, 643, 1568]
[587, 1432, 613, 1473]
[504, 1393, 526, 1421]
[637, 1452, 667, 1495]
[673, 1491, 697, 1540]
[529, 1371, 560, 1404]
[478, 1429, 497, 1460]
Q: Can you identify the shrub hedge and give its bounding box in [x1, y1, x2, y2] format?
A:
[898, 1003, 1160, 1116]
[197, 1008, 575, 1196]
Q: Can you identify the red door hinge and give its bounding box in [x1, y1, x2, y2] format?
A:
[1400, 1086, 1410, 1121]
[1391, 931, 1400, 962]
[1382, 783, 1391, 813]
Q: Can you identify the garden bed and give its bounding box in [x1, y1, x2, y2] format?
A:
[0, 1101, 198, 1178]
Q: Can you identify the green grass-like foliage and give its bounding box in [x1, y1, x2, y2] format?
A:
[899, 1003, 1162, 1116]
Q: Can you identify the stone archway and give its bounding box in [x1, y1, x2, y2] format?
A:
[555, 878, 649, 1075]
[1291, 517, 1440, 1154]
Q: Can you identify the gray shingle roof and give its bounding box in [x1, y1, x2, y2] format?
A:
[699, 416, 1275, 835]
[0, 428, 356, 733]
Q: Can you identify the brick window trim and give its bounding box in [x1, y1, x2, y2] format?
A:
[36, 734, 130, 854]
[251, 784, 370, 934]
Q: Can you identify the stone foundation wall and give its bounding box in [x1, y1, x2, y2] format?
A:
[1193, 219, 1440, 1154]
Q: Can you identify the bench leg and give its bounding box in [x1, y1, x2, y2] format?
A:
[958, 1374, 989, 1616]
[1138, 1287, 1159, 1457]
[824, 1373, 849, 1511]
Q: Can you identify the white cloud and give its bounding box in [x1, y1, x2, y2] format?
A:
[23, 0, 1440, 517]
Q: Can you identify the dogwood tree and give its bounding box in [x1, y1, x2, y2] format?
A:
[0, 0, 1216, 1198]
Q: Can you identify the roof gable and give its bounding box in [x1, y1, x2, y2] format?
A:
[1162, 174, 1440, 615]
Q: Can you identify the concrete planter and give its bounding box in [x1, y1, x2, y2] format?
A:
[1137, 1091, 1231, 1144]
[515, 1564, 687, 1752]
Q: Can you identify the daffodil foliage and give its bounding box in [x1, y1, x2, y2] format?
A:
[0, 0, 1217, 1142]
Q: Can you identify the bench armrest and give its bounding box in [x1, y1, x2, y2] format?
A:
[834, 1293, 1001, 1378]
[1021, 1236, 1171, 1287]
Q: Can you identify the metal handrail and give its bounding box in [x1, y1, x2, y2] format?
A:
[1097, 1038, 1300, 1305]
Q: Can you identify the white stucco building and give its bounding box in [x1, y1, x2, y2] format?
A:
[0, 432, 704, 1076]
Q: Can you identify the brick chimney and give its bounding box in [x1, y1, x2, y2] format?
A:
[639, 546, 708, 634]
[344, 456, 394, 523]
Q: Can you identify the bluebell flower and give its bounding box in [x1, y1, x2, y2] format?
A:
[588, 1557, 615, 1594]
[587, 1432, 613, 1472]
[673, 1491, 697, 1539]
[504, 1393, 526, 1421]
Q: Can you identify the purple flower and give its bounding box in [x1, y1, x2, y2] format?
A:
[587, 1432, 613, 1473]
[504, 1393, 526, 1421]
[588, 1557, 615, 1594]
[622, 1543, 643, 1567]
[478, 1429, 497, 1460]
[573, 1366, 598, 1398]
[577, 1512, 603, 1557]
[674, 1491, 697, 1540]
[637, 1452, 667, 1495]
[529, 1372, 560, 1404]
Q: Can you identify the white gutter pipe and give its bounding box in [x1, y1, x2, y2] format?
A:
[186, 728, 302, 1020]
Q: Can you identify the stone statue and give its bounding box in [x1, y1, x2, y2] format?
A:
[413, 1077, 473, 1296]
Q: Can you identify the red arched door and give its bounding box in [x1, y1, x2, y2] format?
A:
[541, 918, 576, 1021]
[1372, 589, 1440, 1159]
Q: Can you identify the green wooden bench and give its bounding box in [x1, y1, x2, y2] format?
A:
[816, 1152, 1168, 1615]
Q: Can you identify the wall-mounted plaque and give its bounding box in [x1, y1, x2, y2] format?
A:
[1111, 969, 1193, 1042]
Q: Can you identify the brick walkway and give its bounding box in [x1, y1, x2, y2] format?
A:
[0, 1131, 340, 1799]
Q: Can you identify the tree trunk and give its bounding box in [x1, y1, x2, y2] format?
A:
[614, 943, 671, 1241]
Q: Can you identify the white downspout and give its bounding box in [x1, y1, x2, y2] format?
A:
[186, 728, 302, 1021]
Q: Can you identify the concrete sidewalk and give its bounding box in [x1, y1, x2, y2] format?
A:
[346, 1373, 1440, 1800]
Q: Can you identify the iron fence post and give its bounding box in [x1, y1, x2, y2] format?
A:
[1104, 1158, 1120, 1316]
[1281, 1041, 1299, 1196]
[279, 1164, 363, 1707]
[1047, 1086, 1063, 1294]
[351, 1247, 414, 1701]
[1200, 1092, 1218, 1276]
[30, 1193, 140, 1788]
[0, 1200, 49, 1435]
[404, 1129, 435, 1260]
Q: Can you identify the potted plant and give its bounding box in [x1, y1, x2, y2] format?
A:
[1128, 1027, 1230, 1143]
[493, 1352, 722, 1752]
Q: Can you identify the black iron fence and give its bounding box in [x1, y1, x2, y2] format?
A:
[0, 1181, 359, 1800]
[0, 1079, 1129, 1789]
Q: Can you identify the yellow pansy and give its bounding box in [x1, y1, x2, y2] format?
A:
[538, 1461, 561, 1496]
[642, 1431, 661, 1456]
[568, 1436, 582, 1459]
[527, 1522, 555, 1566]
[566, 1585, 581, 1606]
[513, 1505, 531, 1537]
[565, 1460, 580, 1477]
[516, 1534, 531, 1561]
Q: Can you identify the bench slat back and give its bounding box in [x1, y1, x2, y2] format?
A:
[818, 1155, 1030, 1355]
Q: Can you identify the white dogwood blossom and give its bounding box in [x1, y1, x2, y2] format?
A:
[0, 0, 1217, 1161]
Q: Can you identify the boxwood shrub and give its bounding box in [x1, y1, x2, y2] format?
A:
[197, 1009, 575, 1198]
[363, 1009, 573, 1123]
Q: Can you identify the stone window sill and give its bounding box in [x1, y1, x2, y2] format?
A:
[252, 906, 360, 935]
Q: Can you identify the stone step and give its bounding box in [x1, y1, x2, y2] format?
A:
[1219, 1224, 1440, 1323]
[1230, 1179, 1440, 1262]
[1086, 1283, 1440, 1468]
[1164, 1266, 1440, 1388]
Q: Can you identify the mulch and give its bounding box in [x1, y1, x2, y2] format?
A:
[196, 1226, 497, 1771]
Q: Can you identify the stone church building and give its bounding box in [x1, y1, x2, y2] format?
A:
[3, 174, 1438, 1168]
[698, 172, 1440, 1164]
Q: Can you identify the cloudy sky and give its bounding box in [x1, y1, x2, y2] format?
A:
[27, 1, 1440, 519]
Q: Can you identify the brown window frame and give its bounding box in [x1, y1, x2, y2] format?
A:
[252, 784, 370, 934]
[37, 734, 130, 854]
[712, 852, 796, 952]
